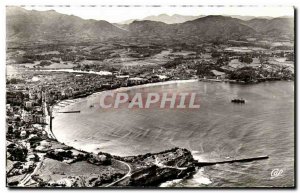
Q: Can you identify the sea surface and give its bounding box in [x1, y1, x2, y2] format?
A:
[52, 81, 294, 187]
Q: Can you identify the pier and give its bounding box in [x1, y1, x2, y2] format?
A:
[57, 111, 81, 113]
[196, 155, 269, 167]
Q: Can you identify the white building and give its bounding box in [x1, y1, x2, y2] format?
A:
[25, 101, 33, 108]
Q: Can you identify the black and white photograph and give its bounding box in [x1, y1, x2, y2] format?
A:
[5, 3, 295, 188]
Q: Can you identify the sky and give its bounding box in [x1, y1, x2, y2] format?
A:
[22, 5, 294, 23]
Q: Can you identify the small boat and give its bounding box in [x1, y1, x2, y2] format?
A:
[231, 98, 245, 104]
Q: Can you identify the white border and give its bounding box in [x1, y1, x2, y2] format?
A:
[1, 0, 298, 192]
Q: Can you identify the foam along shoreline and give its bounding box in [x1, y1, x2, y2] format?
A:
[159, 168, 212, 187]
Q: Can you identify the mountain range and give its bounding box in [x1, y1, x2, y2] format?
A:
[7, 6, 294, 44]
[119, 14, 203, 25]
[119, 14, 286, 25]
[6, 6, 126, 42]
[128, 16, 257, 42]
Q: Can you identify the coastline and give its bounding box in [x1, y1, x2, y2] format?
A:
[48, 78, 199, 155]
[40, 78, 292, 187]
[6, 6, 295, 188]
[42, 88, 200, 187]
[8, 74, 293, 187]
[51, 79, 198, 118]
[44, 77, 232, 187]
[48, 77, 293, 156]
[38, 69, 113, 76]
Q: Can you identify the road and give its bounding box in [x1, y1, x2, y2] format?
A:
[105, 160, 132, 187]
[18, 155, 44, 187]
[105, 156, 188, 187]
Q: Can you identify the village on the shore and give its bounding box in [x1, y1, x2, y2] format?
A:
[6, 38, 294, 187]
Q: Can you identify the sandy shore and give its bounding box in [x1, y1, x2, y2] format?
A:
[110, 79, 198, 92]
[52, 78, 199, 115]
[49, 78, 199, 153]
[38, 69, 113, 75]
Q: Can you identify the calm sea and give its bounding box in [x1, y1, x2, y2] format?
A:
[52, 81, 294, 187]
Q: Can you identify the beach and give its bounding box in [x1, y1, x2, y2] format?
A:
[51, 80, 294, 187]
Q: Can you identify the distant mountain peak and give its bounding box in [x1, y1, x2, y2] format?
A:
[6, 6, 128, 42]
[120, 14, 203, 24]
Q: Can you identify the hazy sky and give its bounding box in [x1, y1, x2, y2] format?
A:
[22, 5, 294, 23]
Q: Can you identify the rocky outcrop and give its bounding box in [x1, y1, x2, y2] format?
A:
[119, 147, 197, 187]
[127, 165, 195, 186]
